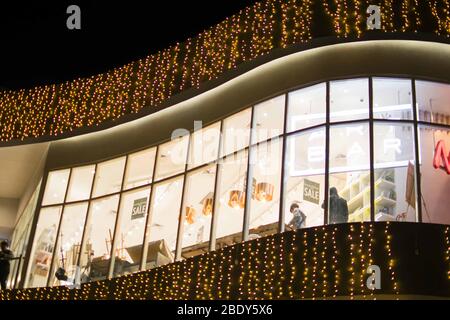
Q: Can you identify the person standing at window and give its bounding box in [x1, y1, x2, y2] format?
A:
[288, 201, 307, 230]
[325, 187, 349, 224]
[0, 240, 14, 290]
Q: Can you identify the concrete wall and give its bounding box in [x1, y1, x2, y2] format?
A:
[0, 198, 19, 240]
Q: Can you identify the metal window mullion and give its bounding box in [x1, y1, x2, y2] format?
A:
[412, 79, 423, 222]
[139, 146, 159, 271]
[175, 135, 192, 261]
[369, 77, 375, 222]
[46, 168, 73, 287]
[107, 156, 129, 278]
[324, 82, 330, 225]
[242, 107, 256, 242]
[278, 93, 289, 233]
[209, 120, 224, 252]
[75, 163, 98, 283]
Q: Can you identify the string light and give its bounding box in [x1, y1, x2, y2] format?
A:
[0, 0, 447, 143]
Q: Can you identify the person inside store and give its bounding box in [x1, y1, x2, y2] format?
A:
[288, 201, 307, 230]
[322, 187, 349, 224]
[0, 240, 14, 290]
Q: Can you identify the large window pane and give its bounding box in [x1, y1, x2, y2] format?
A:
[155, 135, 189, 181]
[142, 177, 183, 270]
[373, 78, 412, 120]
[180, 165, 216, 259]
[419, 125, 450, 225]
[284, 128, 326, 229]
[374, 123, 417, 222]
[49, 202, 89, 286]
[124, 148, 156, 190]
[42, 170, 70, 205]
[252, 95, 285, 144]
[329, 123, 370, 223]
[287, 83, 326, 132]
[330, 78, 369, 122]
[247, 139, 282, 238]
[25, 206, 62, 288]
[188, 122, 220, 170]
[111, 187, 151, 277]
[213, 150, 248, 249]
[220, 109, 251, 157]
[79, 195, 119, 283]
[92, 157, 126, 197]
[417, 80, 450, 125]
[66, 165, 95, 202]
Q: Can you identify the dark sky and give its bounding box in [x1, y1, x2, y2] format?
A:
[0, 1, 259, 89]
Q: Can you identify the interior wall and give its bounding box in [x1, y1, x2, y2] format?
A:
[45, 40, 450, 171]
[0, 198, 19, 239]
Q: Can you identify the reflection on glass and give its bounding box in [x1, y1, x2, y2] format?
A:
[248, 139, 282, 238]
[25, 206, 62, 288]
[284, 128, 326, 229]
[111, 187, 150, 277]
[288, 83, 326, 132]
[155, 135, 189, 181]
[330, 78, 369, 122]
[374, 123, 416, 222]
[373, 78, 412, 120]
[80, 195, 119, 283]
[124, 148, 156, 190]
[49, 202, 88, 286]
[419, 125, 450, 225]
[66, 165, 95, 202]
[92, 158, 126, 197]
[416, 80, 450, 125]
[180, 165, 216, 259]
[213, 150, 248, 249]
[188, 122, 220, 170]
[42, 170, 70, 205]
[252, 95, 285, 144]
[220, 109, 251, 157]
[329, 123, 370, 223]
[142, 177, 183, 270]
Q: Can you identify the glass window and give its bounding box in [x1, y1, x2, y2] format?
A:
[49, 202, 89, 286]
[330, 78, 369, 122]
[42, 169, 70, 205]
[247, 139, 282, 238]
[220, 109, 252, 157]
[92, 157, 126, 197]
[25, 206, 63, 288]
[329, 123, 370, 223]
[373, 78, 412, 120]
[252, 95, 285, 144]
[288, 83, 326, 132]
[419, 125, 450, 225]
[284, 127, 326, 229]
[79, 195, 120, 283]
[142, 176, 183, 270]
[188, 122, 220, 169]
[179, 165, 216, 259]
[155, 135, 189, 181]
[124, 148, 156, 190]
[110, 187, 151, 277]
[374, 123, 417, 222]
[66, 165, 95, 202]
[416, 80, 450, 125]
[213, 150, 248, 249]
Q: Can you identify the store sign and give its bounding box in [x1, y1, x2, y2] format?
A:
[303, 179, 320, 205]
[433, 140, 450, 174]
[131, 197, 147, 220]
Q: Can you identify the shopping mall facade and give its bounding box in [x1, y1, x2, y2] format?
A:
[0, 1, 449, 300]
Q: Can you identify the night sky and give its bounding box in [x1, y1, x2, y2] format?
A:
[0, 1, 259, 89]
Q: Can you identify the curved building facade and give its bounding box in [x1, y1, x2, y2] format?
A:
[0, 1, 449, 300]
